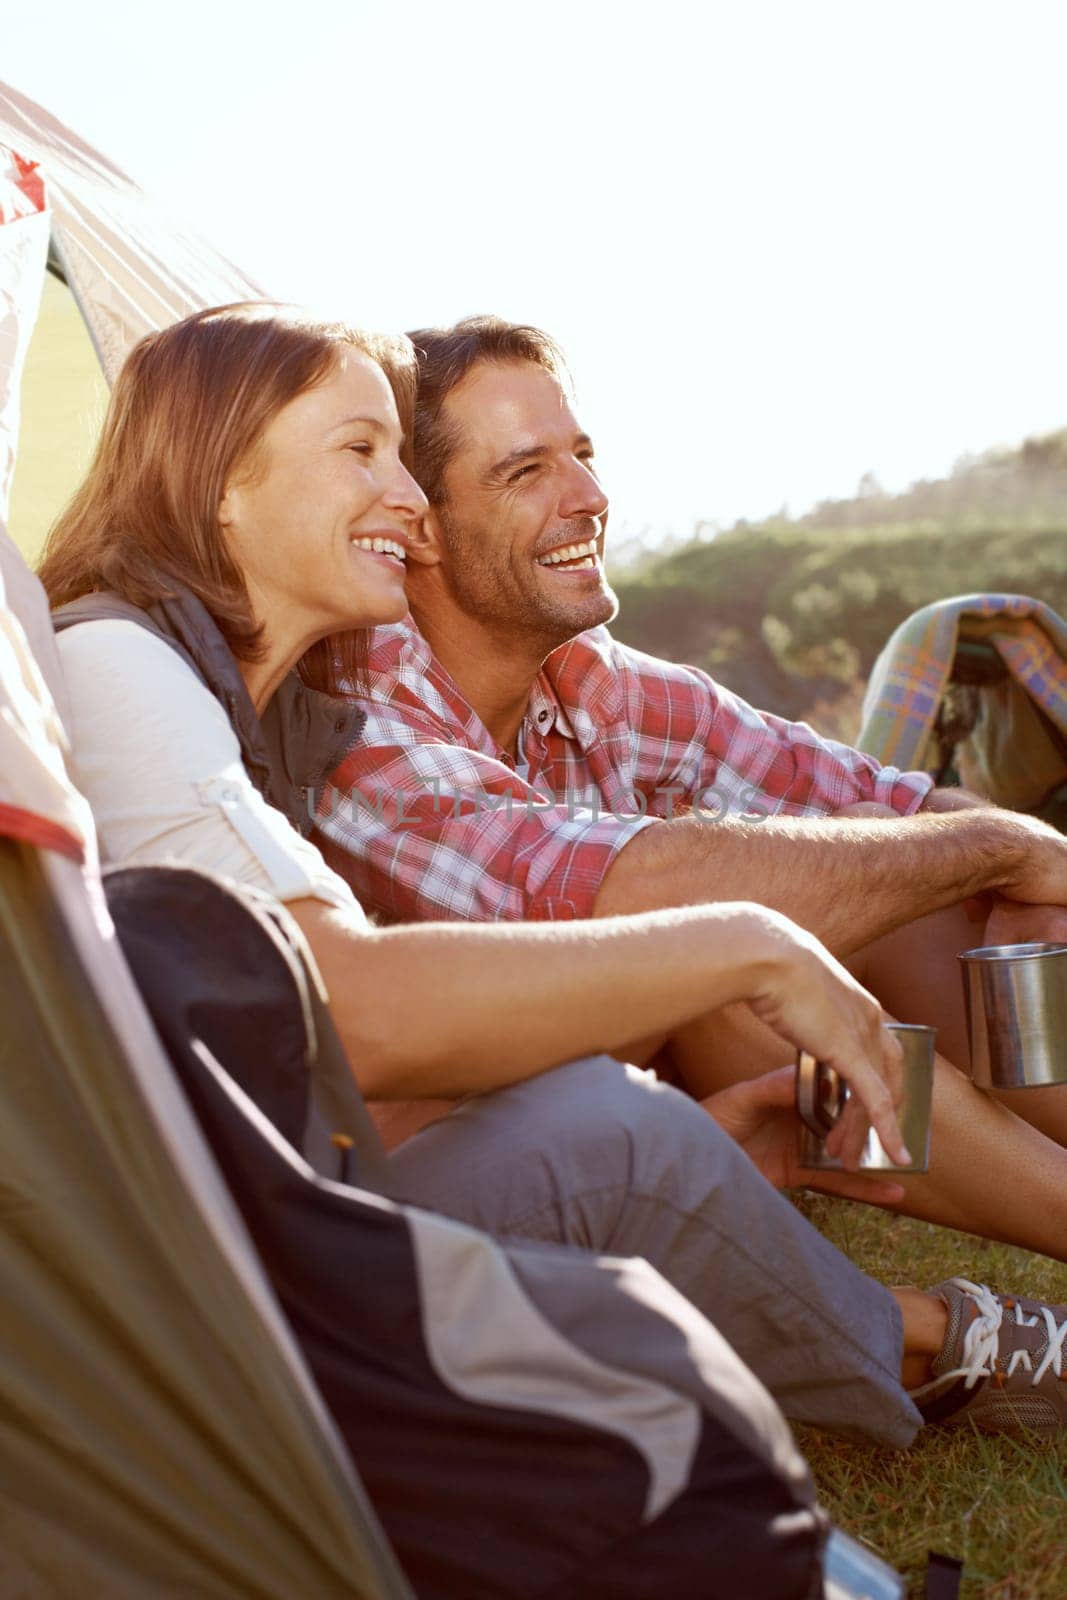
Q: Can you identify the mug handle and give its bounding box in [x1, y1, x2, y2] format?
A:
[796, 1050, 847, 1136]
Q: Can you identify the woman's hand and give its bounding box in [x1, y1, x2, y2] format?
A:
[738, 908, 908, 1170]
[702, 1066, 906, 1204]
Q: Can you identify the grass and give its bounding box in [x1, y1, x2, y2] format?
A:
[792, 1193, 1067, 1598]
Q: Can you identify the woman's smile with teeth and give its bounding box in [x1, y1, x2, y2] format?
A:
[351, 535, 406, 561]
[537, 539, 599, 569]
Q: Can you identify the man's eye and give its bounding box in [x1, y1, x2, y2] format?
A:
[509, 463, 538, 484]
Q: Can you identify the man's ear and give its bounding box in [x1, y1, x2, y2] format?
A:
[404, 507, 446, 567]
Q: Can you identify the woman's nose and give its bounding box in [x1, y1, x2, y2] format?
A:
[385, 463, 429, 519]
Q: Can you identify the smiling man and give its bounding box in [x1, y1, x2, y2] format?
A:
[417, 354, 612, 647]
[315, 318, 1067, 1239]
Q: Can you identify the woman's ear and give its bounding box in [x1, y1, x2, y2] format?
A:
[404, 508, 445, 567]
[218, 481, 238, 532]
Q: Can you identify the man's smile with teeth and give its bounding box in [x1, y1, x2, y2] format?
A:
[351, 535, 407, 561]
[537, 539, 599, 569]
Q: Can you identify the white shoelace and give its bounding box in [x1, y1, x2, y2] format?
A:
[936, 1277, 1067, 1390]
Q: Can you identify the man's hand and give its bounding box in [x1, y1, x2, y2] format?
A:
[992, 811, 1067, 910]
[702, 1067, 906, 1205]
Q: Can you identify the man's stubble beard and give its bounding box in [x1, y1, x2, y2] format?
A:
[438, 507, 618, 653]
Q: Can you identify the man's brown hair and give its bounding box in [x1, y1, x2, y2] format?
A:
[406, 315, 568, 507]
[39, 301, 416, 694]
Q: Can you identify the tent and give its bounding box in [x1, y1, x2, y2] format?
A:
[0, 76, 267, 564]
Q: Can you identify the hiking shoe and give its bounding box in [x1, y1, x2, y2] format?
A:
[911, 1277, 1067, 1435]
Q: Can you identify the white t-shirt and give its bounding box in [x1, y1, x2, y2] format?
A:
[56, 619, 364, 918]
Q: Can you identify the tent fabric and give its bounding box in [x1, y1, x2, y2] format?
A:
[0, 149, 72, 727]
[0, 520, 88, 853]
[0, 79, 267, 383]
[0, 177, 48, 522]
[0, 836, 412, 1599]
[0, 148, 46, 223]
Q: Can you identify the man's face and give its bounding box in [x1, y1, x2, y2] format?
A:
[429, 360, 617, 650]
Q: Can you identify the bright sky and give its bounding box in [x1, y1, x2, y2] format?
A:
[7, 0, 1067, 550]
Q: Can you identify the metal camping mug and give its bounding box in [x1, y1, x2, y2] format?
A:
[959, 941, 1067, 1090]
[795, 1022, 936, 1173]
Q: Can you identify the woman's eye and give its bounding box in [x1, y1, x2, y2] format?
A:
[347, 442, 374, 456]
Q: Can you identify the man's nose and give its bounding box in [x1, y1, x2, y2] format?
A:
[558, 457, 609, 522]
[385, 462, 429, 520]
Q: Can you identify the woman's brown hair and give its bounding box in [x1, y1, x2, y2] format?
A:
[38, 302, 417, 695]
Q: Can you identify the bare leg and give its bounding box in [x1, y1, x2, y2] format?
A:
[985, 1082, 1067, 1147]
[661, 902, 977, 1090]
[849, 900, 976, 1068]
[832, 805, 1067, 1147]
[634, 887, 1067, 1147]
[851, 900, 1067, 1146]
[893, 1286, 948, 1390]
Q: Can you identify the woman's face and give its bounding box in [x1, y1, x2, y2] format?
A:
[220, 348, 426, 646]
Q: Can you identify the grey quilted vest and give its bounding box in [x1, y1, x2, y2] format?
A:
[52, 583, 364, 836]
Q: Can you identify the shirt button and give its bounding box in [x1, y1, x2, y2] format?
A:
[537, 709, 549, 723]
[220, 786, 241, 805]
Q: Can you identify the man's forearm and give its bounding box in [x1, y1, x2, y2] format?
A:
[592, 807, 1036, 956]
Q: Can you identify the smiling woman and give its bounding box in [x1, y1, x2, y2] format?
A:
[216, 343, 425, 710]
[40, 301, 423, 699]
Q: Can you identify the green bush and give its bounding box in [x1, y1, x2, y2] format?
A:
[612, 520, 1067, 721]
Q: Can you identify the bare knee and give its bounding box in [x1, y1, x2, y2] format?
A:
[834, 800, 897, 819]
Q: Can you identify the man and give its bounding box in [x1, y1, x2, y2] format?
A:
[315, 315, 1067, 1261]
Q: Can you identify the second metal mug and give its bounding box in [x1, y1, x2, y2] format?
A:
[796, 1022, 937, 1174]
[959, 941, 1067, 1091]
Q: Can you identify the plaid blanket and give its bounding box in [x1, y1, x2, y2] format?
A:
[858, 593, 1067, 809]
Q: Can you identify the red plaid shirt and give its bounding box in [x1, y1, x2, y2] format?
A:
[318, 620, 933, 922]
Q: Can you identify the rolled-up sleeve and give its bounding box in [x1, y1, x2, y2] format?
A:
[709, 694, 935, 817]
[318, 702, 656, 922]
[614, 647, 934, 818]
[57, 621, 362, 915]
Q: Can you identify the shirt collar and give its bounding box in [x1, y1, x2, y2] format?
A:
[527, 677, 578, 741]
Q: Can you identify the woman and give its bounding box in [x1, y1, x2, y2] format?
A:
[39, 303, 1064, 1450]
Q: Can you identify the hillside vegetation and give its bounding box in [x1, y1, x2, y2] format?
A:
[610, 434, 1067, 738]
